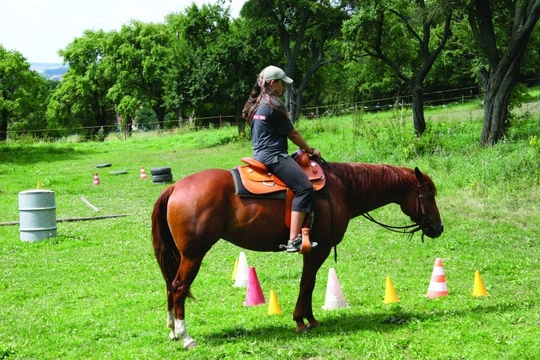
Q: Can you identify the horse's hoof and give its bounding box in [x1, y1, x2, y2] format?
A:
[184, 340, 197, 350]
[296, 325, 309, 333]
[169, 332, 178, 341]
[307, 321, 320, 329]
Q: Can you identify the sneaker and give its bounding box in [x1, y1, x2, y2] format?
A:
[285, 235, 318, 253]
[285, 235, 302, 252]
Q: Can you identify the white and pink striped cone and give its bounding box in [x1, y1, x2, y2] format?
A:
[322, 268, 349, 310]
[426, 258, 449, 299]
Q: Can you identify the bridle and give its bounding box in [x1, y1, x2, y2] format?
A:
[361, 181, 430, 242]
[321, 159, 432, 247]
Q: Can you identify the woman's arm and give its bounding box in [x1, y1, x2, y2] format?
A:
[287, 129, 320, 157]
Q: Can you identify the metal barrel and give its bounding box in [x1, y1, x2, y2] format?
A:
[18, 189, 57, 242]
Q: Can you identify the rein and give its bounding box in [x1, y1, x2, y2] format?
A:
[324, 160, 426, 242]
[360, 212, 423, 242]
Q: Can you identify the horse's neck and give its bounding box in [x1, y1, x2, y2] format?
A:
[330, 162, 412, 216]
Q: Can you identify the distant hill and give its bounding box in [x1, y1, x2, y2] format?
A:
[30, 62, 68, 80]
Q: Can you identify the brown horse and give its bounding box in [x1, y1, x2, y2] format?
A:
[151, 160, 443, 349]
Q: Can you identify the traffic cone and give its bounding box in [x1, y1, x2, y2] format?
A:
[233, 251, 249, 288]
[426, 258, 449, 299]
[383, 276, 400, 304]
[140, 166, 147, 179]
[93, 173, 100, 185]
[472, 270, 488, 297]
[322, 268, 349, 310]
[268, 289, 282, 315]
[231, 258, 238, 280]
[243, 266, 266, 306]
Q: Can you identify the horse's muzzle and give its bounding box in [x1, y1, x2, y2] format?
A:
[423, 223, 444, 238]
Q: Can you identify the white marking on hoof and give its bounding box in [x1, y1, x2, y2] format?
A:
[174, 319, 196, 349]
[167, 310, 175, 331]
[184, 339, 197, 350]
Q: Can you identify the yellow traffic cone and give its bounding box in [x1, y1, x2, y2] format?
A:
[383, 276, 400, 304]
[472, 270, 488, 297]
[268, 290, 282, 315]
[231, 258, 238, 280]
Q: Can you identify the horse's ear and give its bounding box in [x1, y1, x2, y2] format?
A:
[414, 167, 425, 183]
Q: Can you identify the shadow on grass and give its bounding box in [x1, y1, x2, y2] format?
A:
[202, 303, 513, 345]
[0, 144, 92, 165]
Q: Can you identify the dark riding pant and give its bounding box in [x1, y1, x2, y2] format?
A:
[267, 155, 314, 213]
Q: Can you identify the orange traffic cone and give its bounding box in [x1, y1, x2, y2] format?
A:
[472, 270, 488, 297]
[426, 258, 449, 299]
[243, 266, 266, 306]
[140, 166, 147, 179]
[322, 268, 349, 310]
[383, 276, 400, 304]
[268, 290, 282, 315]
[93, 173, 100, 185]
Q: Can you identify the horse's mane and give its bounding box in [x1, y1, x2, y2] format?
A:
[322, 161, 436, 198]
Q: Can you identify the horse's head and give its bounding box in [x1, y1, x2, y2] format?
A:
[401, 167, 444, 239]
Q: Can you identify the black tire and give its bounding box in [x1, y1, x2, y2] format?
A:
[151, 167, 172, 175]
[152, 174, 173, 183]
[110, 170, 128, 175]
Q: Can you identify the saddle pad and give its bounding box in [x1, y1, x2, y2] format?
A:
[230, 168, 286, 199]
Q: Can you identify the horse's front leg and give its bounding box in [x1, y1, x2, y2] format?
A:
[293, 249, 330, 332]
[170, 256, 203, 350]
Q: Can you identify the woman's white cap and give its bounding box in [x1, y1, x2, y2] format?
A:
[259, 65, 293, 83]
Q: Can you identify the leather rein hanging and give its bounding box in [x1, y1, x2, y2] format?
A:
[324, 160, 429, 245]
[361, 181, 428, 242]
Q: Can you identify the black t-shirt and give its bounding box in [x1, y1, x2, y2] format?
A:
[251, 97, 294, 165]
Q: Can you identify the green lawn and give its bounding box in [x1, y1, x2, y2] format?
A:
[1, 107, 539, 359]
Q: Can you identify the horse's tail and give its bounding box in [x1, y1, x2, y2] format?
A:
[151, 184, 180, 286]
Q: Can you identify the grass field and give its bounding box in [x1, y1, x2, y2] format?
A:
[1, 104, 539, 359]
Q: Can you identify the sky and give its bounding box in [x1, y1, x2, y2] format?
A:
[0, 0, 246, 64]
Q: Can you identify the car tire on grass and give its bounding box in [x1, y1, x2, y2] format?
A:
[152, 174, 173, 183]
[151, 167, 172, 176]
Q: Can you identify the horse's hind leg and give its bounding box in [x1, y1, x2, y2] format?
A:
[166, 283, 175, 339]
[170, 255, 204, 350]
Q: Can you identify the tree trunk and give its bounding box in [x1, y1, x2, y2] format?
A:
[481, 90, 508, 146]
[0, 112, 7, 142]
[468, 0, 540, 146]
[235, 106, 246, 136]
[410, 84, 426, 135]
[154, 106, 166, 129]
[479, 52, 523, 146]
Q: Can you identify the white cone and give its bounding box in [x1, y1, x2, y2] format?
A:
[322, 268, 349, 310]
[233, 251, 249, 288]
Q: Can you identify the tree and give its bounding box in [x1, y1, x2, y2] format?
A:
[468, 0, 540, 146]
[167, 4, 240, 128]
[47, 30, 117, 140]
[106, 21, 180, 130]
[0, 46, 49, 141]
[343, 0, 456, 135]
[241, 0, 349, 121]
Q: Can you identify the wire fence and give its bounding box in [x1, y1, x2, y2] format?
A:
[4, 80, 540, 140]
